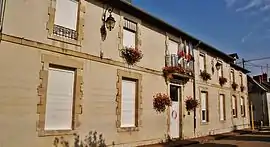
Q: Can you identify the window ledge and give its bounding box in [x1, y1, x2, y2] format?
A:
[38, 129, 77, 137]
[201, 122, 209, 125]
[117, 126, 139, 132]
[48, 34, 81, 47]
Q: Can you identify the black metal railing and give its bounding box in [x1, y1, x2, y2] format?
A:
[53, 25, 78, 40]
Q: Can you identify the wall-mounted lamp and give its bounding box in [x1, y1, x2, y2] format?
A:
[102, 5, 116, 31]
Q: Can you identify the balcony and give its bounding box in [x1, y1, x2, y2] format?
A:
[163, 54, 194, 80]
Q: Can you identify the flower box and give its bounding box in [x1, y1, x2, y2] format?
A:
[185, 96, 199, 111]
[153, 93, 171, 113]
[120, 47, 143, 65]
[232, 82, 238, 91]
[200, 70, 211, 81]
[219, 77, 227, 86]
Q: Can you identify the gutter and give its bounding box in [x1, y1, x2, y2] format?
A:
[193, 41, 201, 134]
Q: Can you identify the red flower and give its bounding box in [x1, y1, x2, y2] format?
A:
[153, 93, 171, 113]
[120, 47, 143, 65]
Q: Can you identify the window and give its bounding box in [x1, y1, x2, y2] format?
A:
[219, 94, 226, 121]
[37, 54, 83, 136]
[199, 53, 206, 72]
[232, 95, 237, 117]
[0, 0, 3, 23]
[116, 70, 142, 132]
[201, 91, 208, 123]
[240, 73, 243, 86]
[240, 97, 245, 117]
[230, 69, 235, 83]
[217, 62, 223, 77]
[123, 19, 137, 48]
[53, 0, 79, 39]
[45, 67, 75, 131]
[121, 79, 138, 127]
[168, 40, 179, 66]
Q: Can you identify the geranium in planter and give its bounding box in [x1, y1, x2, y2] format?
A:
[219, 77, 227, 86]
[240, 85, 245, 92]
[232, 82, 238, 90]
[120, 47, 143, 65]
[185, 96, 199, 112]
[200, 70, 211, 81]
[153, 93, 171, 113]
[162, 66, 186, 80]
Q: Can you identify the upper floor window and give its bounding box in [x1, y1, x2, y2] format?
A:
[199, 53, 206, 72]
[217, 62, 223, 77]
[0, 0, 4, 27]
[168, 40, 179, 66]
[240, 73, 243, 85]
[123, 19, 137, 48]
[53, 0, 79, 40]
[230, 69, 235, 83]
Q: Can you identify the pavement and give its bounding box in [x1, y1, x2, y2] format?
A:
[185, 128, 270, 147]
[139, 128, 270, 147]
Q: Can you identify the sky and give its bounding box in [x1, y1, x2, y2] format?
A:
[132, 0, 270, 75]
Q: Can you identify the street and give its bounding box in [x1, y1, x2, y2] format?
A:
[185, 131, 270, 147]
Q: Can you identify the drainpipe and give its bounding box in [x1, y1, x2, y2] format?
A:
[193, 41, 201, 135]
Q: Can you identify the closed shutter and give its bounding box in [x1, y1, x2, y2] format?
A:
[168, 40, 178, 55]
[201, 92, 207, 122]
[219, 94, 224, 121]
[123, 29, 136, 48]
[218, 65, 223, 77]
[45, 67, 75, 130]
[121, 79, 136, 127]
[55, 0, 78, 30]
[199, 54, 205, 71]
[231, 70, 234, 82]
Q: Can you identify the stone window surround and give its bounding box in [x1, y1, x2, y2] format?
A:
[118, 11, 142, 56]
[231, 94, 238, 118]
[240, 96, 246, 117]
[47, 0, 85, 46]
[37, 54, 83, 136]
[199, 87, 209, 125]
[218, 92, 226, 122]
[116, 69, 142, 132]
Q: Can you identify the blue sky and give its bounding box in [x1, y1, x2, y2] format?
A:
[133, 0, 270, 75]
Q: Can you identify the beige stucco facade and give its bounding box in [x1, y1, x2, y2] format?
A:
[0, 0, 249, 146]
[193, 49, 249, 137]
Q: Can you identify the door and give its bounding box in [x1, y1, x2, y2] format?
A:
[169, 84, 181, 139]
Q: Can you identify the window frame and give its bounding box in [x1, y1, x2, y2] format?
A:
[219, 94, 226, 121]
[116, 69, 142, 132]
[199, 53, 206, 72]
[217, 61, 223, 78]
[200, 91, 209, 123]
[47, 0, 85, 46]
[37, 54, 83, 136]
[240, 96, 245, 117]
[232, 95, 237, 118]
[231, 69, 235, 83]
[240, 73, 243, 86]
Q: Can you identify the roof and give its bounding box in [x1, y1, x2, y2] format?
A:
[230, 63, 250, 74]
[111, 0, 235, 62]
[248, 76, 268, 92]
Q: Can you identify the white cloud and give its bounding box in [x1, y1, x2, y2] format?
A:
[241, 31, 253, 43]
[236, 0, 262, 12]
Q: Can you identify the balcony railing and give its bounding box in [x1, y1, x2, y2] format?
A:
[165, 54, 194, 73]
[53, 25, 78, 40]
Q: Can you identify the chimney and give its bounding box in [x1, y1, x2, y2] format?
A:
[253, 73, 268, 83]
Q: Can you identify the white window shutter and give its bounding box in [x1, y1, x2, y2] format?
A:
[201, 92, 206, 110]
[240, 97, 243, 106]
[123, 29, 136, 48]
[219, 95, 224, 120]
[168, 40, 178, 55]
[121, 80, 136, 127]
[232, 96, 236, 109]
[55, 0, 78, 30]
[231, 71, 234, 82]
[199, 55, 205, 71]
[45, 67, 75, 131]
[218, 66, 222, 77]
